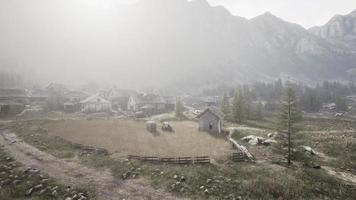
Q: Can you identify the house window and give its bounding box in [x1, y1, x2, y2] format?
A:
[97, 98, 101, 102]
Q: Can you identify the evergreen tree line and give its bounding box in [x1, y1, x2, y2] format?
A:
[0, 72, 25, 88]
[218, 80, 355, 116]
[222, 85, 303, 165]
[220, 87, 264, 123]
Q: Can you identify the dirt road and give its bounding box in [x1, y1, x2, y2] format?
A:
[0, 129, 187, 200]
[323, 166, 356, 184]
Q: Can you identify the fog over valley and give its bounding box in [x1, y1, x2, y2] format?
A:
[2, 1, 356, 200]
[1, 0, 356, 90]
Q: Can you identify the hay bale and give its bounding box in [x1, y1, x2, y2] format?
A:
[146, 121, 157, 132]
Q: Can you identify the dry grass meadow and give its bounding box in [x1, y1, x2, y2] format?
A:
[42, 119, 232, 158]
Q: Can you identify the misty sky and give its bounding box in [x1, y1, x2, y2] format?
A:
[1, 0, 356, 89]
[117, 0, 356, 28]
[208, 0, 356, 28]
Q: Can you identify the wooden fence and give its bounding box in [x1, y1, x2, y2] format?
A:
[128, 155, 210, 164]
[231, 152, 248, 162]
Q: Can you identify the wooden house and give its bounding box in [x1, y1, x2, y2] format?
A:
[0, 89, 29, 116]
[106, 87, 133, 111]
[196, 107, 224, 134]
[80, 94, 112, 113]
[127, 93, 166, 115]
[29, 89, 49, 105]
[163, 96, 176, 111]
[64, 91, 90, 113]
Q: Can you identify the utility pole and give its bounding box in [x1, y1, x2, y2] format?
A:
[288, 95, 292, 166]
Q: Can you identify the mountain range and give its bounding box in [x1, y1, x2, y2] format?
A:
[0, 0, 356, 89]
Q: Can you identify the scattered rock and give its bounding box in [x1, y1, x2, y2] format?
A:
[267, 132, 279, 138]
[41, 178, 49, 183]
[33, 184, 43, 191]
[23, 167, 32, 173]
[51, 190, 58, 196]
[180, 176, 186, 182]
[241, 135, 265, 145]
[301, 146, 316, 155]
[204, 188, 209, 194]
[262, 139, 278, 146]
[122, 172, 131, 180]
[79, 196, 87, 200]
[39, 188, 47, 195]
[26, 188, 34, 196]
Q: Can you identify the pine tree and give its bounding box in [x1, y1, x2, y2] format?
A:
[278, 87, 302, 166]
[255, 102, 264, 120]
[245, 102, 252, 120]
[220, 92, 230, 115]
[232, 89, 245, 123]
[175, 97, 185, 119]
[335, 97, 348, 112]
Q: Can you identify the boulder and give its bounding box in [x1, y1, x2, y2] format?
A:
[26, 188, 34, 196]
[51, 190, 58, 196]
[241, 135, 265, 145]
[39, 188, 48, 195]
[301, 146, 316, 155]
[33, 184, 43, 190]
[262, 139, 278, 146]
[241, 135, 255, 142]
[267, 132, 279, 138]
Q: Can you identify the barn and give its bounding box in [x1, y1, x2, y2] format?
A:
[0, 89, 29, 116]
[196, 107, 224, 134]
[80, 94, 112, 113]
[127, 93, 166, 115]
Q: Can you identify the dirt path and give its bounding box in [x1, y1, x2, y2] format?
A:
[323, 166, 356, 184]
[0, 130, 187, 200]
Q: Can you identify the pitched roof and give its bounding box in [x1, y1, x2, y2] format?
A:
[0, 89, 29, 98]
[80, 93, 110, 104]
[65, 91, 90, 98]
[196, 107, 224, 120]
[46, 83, 68, 92]
[131, 93, 165, 104]
[29, 89, 49, 98]
[107, 87, 135, 99]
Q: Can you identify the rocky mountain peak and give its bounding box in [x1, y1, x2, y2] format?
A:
[190, 0, 210, 7]
[350, 9, 356, 17]
[308, 9, 356, 51]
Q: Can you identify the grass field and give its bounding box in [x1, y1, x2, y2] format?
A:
[7, 116, 356, 199]
[41, 119, 232, 158]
